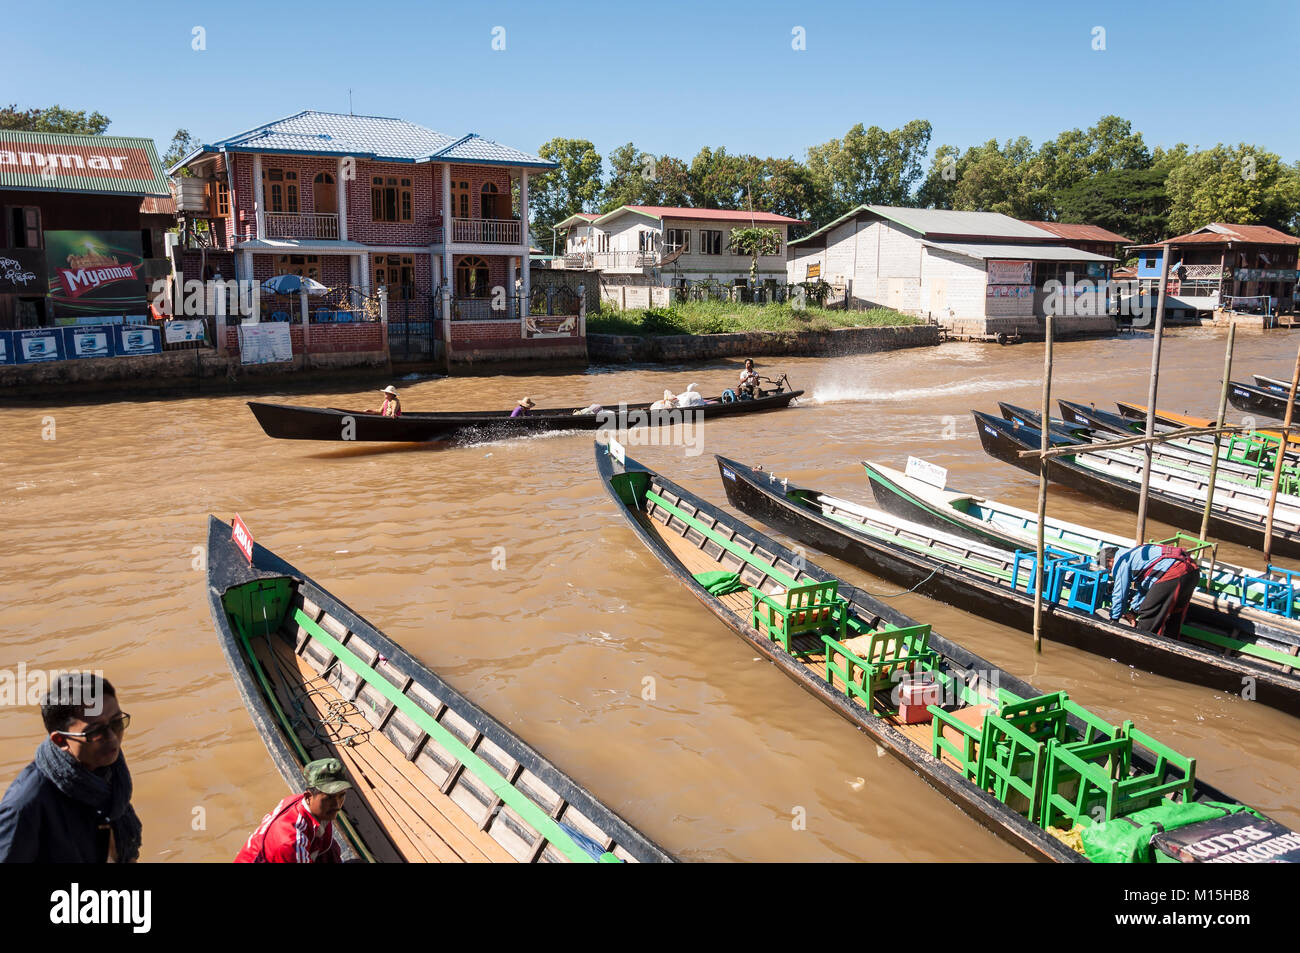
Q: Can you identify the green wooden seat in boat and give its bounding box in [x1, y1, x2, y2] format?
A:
[1041, 727, 1196, 831]
[822, 623, 936, 711]
[751, 581, 846, 656]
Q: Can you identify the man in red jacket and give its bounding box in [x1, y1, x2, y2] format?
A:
[235, 758, 351, 863]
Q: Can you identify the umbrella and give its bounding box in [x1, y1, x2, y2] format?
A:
[261, 274, 330, 296]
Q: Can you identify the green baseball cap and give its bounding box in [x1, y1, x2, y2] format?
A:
[304, 758, 353, 795]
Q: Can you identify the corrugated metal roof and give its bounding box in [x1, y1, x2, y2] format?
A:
[789, 203, 1056, 246]
[595, 205, 800, 226]
[922, 240, 1115, 262]
[197, 110, 555, 169]
[0, 130, 170, 196]
[1021, 220, 1133, 244]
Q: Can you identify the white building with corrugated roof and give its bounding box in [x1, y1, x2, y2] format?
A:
[786, 205, 1118, 337]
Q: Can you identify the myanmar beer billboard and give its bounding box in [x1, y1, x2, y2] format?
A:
[44, 230, 149, 322]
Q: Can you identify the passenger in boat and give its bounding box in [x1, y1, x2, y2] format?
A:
[511, 396, 536, 418]
[234, 758, 351, 863]
[738, 359, 760, 399]
[1100, 544, 1199, 637]
[366, 385, 401, 417]
[0, 673, 142, 863]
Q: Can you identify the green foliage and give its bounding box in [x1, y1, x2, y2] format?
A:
[587, 300, 918, 336]
[805, 119, 932, 221]
[530, 137, 603, 230]
[162, 129, 199, 176]
[1164, 144, 1299, 235]
[0, 103, 110, 135]
[1057, 166, 1172, 245]
[728, 226, 783, 284]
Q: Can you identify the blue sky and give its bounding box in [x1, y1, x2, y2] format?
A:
[9, 0, 1298, 168]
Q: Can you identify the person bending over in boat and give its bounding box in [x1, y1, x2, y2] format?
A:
[365, 386, 401, 417]
[1098, 544, 1199, 637]
[234, 758, 351, 863]
[738, 359, 760, 399]
[0, 673, 142, 863]
[511, 396, 536, 418]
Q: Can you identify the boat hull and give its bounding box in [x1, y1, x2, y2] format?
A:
[249, 389, 803, 443]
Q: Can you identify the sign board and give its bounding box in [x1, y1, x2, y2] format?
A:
[164, 319, 206, 344]
[45, 230, 149, 322]
[805, 262, 821, 280]
[64, 325, 113, 359]
[905, 456, 948, 490]
[1152, 813, 1300, 863]
[14, 328, 63, 363]
[114, 324, 160, 356]
[0, 249, 46, 294]
[987, 260, 1032, 285]
[238, 323, 292, 364]
[1236, 268, 1299, 282]
[0, 331, 11, 366]
[231, 515, 255, 565]
[1166, 279, 1181, 295]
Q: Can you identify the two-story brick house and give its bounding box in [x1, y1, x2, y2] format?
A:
[169, 111, 556, 325]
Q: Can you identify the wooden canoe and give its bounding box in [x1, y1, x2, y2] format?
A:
[596, 441, 1297, 863]
[248, 386, 802, 443]
[972, 411, 1300, 557]
[1115, 400, 1288, 441]
[1226, 380, 1300, 421]
[205, 516, 673, 863]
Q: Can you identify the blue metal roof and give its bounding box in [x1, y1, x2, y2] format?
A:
[200, 111, 554, 169]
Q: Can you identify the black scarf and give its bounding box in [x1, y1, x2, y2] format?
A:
[34, 739, 142, 863]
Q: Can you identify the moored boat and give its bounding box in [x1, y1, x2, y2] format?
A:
[971, 410, 1300, 557]
[248, 381, 802, 443]
[597, 441, 1299, 863]
[205, 515, 673, 863]
[1227, 379, 1300, 421]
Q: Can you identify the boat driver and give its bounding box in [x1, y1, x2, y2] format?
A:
[738, 359, 761, 399]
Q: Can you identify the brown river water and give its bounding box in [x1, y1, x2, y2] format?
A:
[2, 327, 1298, 862]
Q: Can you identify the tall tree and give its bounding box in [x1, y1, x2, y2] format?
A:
[1057, 166, 1172, 245]
[918, 137, 1042, 218]
[162, 129, 199, 174]
[805, 119, 932, 223]
[529, 137, 603, 231]
[1164, 144, 1297, 234]
[601, 142, 658, 211]
[1031, 115, 1151, 214]
[0, 104, 110, 135]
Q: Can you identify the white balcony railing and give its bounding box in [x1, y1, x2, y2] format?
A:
[265, 212, 340, 240]
[451, 217, 522, 245]
[591, 250, 659, 271]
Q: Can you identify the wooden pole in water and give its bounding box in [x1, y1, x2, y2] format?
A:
[1135, 243, 1170, 543]
[1262, 345, 1300, 565]
[1199, 324, 1236, 543]
[1033, 314, 1054, 653]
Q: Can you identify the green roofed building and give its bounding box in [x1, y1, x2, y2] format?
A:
[0, 130, 173, 334]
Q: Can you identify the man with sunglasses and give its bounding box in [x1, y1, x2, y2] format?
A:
[234, 758, 350, 863]
[0, 673, 142, 863]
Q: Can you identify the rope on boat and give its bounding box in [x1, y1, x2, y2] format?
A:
[859, 566, 941, 599]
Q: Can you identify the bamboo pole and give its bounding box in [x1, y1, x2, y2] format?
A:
[1262, 346, 1300, 565]
[1033, 314, 1053, 654]
[1199, 324, 1236, 543]
[1135, 244, 1171, 543]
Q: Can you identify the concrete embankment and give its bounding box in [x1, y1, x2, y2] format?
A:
[588, 324, 941, 363]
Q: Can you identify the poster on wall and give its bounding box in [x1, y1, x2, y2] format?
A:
[64, 325, 114, 359]
[0, 331, 12, 366]
[164, 320, 206, 344]
[987, 260, 1032, 285]
[14, 328, 64, 363]
[45, 230, 149, 322]
[238, 323, 292, 364]
[114, 324, 161, 356]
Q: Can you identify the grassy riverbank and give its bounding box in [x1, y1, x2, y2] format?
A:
[587, 301, 919, 336]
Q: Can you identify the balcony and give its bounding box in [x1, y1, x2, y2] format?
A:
[265, 212, 340, 240]
[450, 217, 522, 245]
[591, 250, 660, 273]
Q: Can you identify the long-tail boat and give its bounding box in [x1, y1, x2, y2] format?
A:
[248, 379, 801, 443]
[972, 410, 1300, 558]
[1115, 400, 1288, 441]
[1227, 379, 1300, 420]
[205, 516, 672, 864]
[596, 441, 1299, 863]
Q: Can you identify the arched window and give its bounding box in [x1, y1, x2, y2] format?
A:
[313, 172, 337, 214]
[456, 256, 491, 298]
[480, 181, 504, 219]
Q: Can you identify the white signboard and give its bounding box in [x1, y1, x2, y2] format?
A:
[987, 260, 1032, 285]
[608, 435, 626, 465]
[70, 328, 111, 358]
[164, 319, 206, 344]
[238, 323, 293, 365]
[905, 456, 948, 490]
